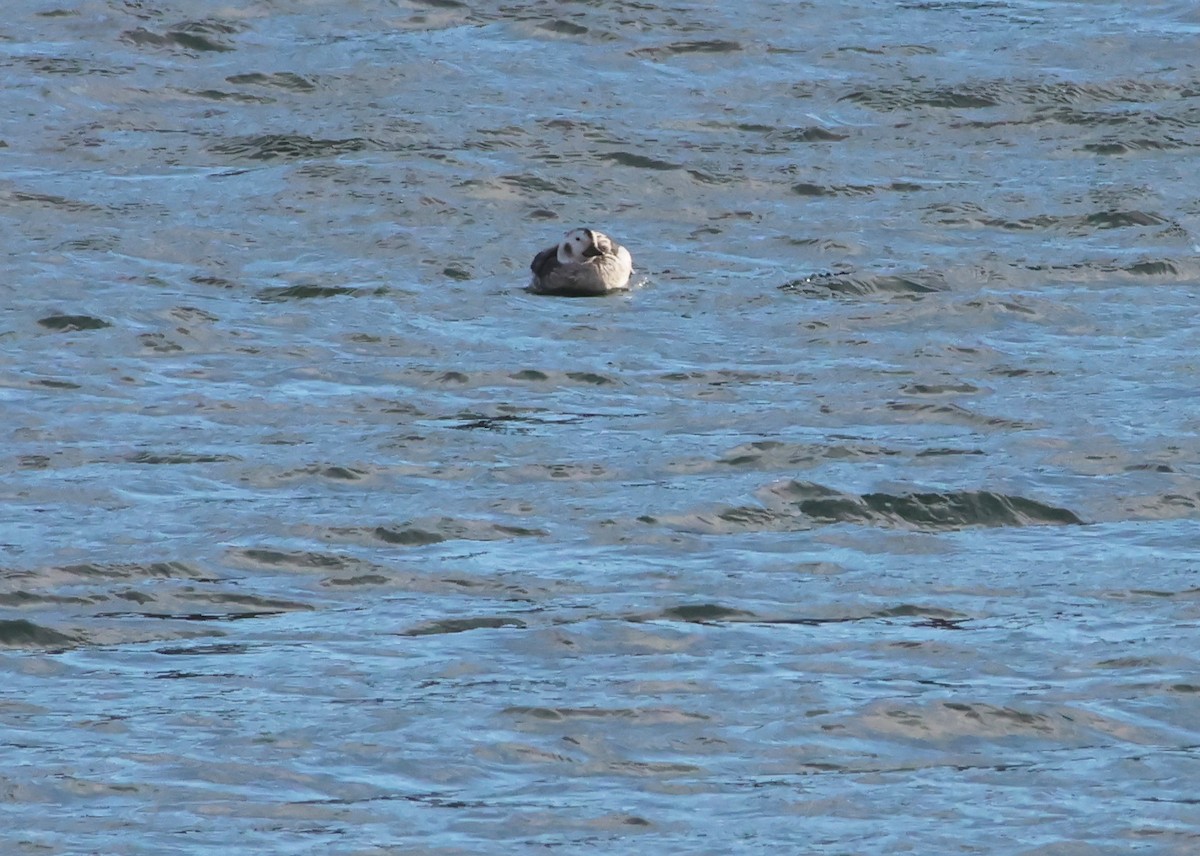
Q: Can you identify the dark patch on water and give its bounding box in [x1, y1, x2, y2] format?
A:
[37, 314, 111, 332]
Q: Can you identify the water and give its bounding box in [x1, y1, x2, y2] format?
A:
[3, 0, 1199, 852]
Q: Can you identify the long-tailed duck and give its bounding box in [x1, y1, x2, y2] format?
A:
[528, 228, 633, 296]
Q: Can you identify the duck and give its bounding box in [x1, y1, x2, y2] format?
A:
[528, 228, 633, 296]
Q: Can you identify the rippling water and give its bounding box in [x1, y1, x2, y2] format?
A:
[4, 1, 1199, 852]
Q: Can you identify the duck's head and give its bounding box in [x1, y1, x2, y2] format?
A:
[557, 228, 610, 263]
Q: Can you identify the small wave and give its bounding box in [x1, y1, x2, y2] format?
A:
[779, 127, 851, 142]
[492, 463, 613, 483]
[630, 40, 743, 60]
[537, 19, 590, 37]
[440, 409, 564, 432]
[1080, 138, 1191, 155]
[885, 401, 1028, 429]
[155, 643, 249, 656]
[793, 180, 921, 197]
[504, 705, 709, 724]
[780, 272, 946, 296]
[54, 562, 207, 580]
[127, 591, 312, 621]
[660, 603, 756, 623]
[841, 84, 998, 110]
[232, 549, 356, 572]
[1116, 492, 1200, 521]
[126, 452, 240, 465]
[925, 204, 1172, 234]
[648, 506, 799, 536]
[1125, 260, 1179, 275]
[765, 480, 1083, 529]
[5, 191, 102, 213]
[0, 619, 80, 650]
[841, 76, 1198, 112]
[1083, 210, 1170, 229]
[649, 478, 1080, 535]
[1022, 257, 1194, 282]
[464, 126, 531, 151]
[859, 700, 1113, 743]
[210, 134, 377, 161]
[901, 382, 982, 395]
[792, 182, 875, 197]
[122, 20, 243, 53]
[182, 88, 275, 104]
[24, 57, 131, 77]
[321, 518, 549, 548]
[255, 284, 363, 301]
[226, 72, 317, 92]
[718, 440, 900, 469]
[399, 615, 528, 636]
[602, 151, 682, 171]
